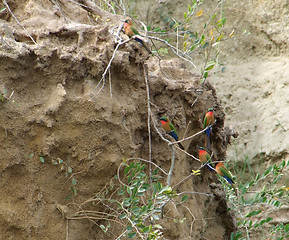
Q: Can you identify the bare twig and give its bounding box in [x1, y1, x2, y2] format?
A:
[66, 219, 69, 240]
[143, 64, 153, 182]
[126, 158, 168, 175]
[182, 120, 191, 139]
[2, 0, 37, 45]
[172, 124, 212, 145]
[117, 158, 168, 188]
[108, 68, 112, 97]
[89, 38, 133, 100]
[0, 36, 11, 48]
[101, 0, 116, 14]
[148, 36, 196, 68]
[166, 145, 175, 187]
[119, 0, 126, 15]
[113, 23, 124, 43]
[177, 191, 214, 197]
[173, 172, 195, 189]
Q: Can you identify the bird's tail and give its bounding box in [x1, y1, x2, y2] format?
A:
[206, 163, 215, 172]
[205, 127, 212, 150]
[168, 131, 184, 150]
[224, 176, 238, 196]
[178, 142, 185, 150]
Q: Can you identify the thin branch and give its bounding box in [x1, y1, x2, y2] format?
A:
[66, 219, 69, 240]
[177, 191, 214, 197]
[172, 124, 213, 146]
[166, 145, 175, 187]
[89, 38, 133, 100]
[101, 0, 116, 14]
[2, 0, 37, 45]
[143, 64, 153, 182]
[68, 0, 109, 15]
[148, 35, 196, 68]
[119, 0, 126, 15]
[0, 36, 11, 48]
[182, 120, 191, 139]
[108, 68, 112, 97]
[113, 23, 124, 43]
[173, 172, 195, 189]
[127, 158, 168, 175]
[117, 157, 168, 187]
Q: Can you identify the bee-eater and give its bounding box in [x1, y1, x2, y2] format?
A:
[198, 147, 214, 171]
[203, 108, 214, 149]
[215, 162, 238, 196]
[123, 19, 152, 53]
[159, 116, 184, 150]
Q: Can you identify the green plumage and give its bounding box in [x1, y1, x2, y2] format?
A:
[219, 167, 233, 180]
[130, 27, 139, 35]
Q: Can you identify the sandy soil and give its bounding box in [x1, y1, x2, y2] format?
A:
[0, 0, 236, 239]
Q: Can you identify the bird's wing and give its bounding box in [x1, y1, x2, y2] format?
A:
[203, 116, 208, 128]
[220, 167, 233, 180]
[130, 27, 140, 35]
[205, 153, 212, 161]
[168, 122, 177, 133]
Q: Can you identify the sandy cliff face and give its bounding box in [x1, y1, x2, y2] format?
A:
[0, 0, 234, 239]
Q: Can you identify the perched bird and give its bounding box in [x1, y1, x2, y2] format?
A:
[203, 108, 214, 149]
[198, 147, 214, 171]
[123, 19, 152, 53]
[159, 116, 184, 150]
[215, 162, 238, 196]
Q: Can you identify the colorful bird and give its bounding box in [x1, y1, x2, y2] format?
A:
[159, 116, 184, 150]
[203, 108, 214, 149]
[215, 162, 238, 196]
[198, 147, 214, 171]
[123, 19, 152, 53]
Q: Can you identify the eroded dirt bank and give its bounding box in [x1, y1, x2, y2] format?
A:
[0, 0, 235, 239]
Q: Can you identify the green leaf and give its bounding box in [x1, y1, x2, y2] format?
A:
[123, 198, 132, 207]
[181, 195, 189, 202]
[143, 226, 150, 233]
[128, 232, 137, 239]
[184, 12, 187, 19]
[203, 71, 208, 79]
[127, 225, 133, 231]
[67, 166, 73, 174]
[127, 186, 132, 195]
[260, 217, 273, 226]
[71, 178, 77, 186]
[71, 186, 77, 196]
[100, 224, 106, 231]
[285, 223, 289, 232]
[263, 166, 273, 177]
[131, 207, 141, 216]
[205, 61, 216, 71]
[40, 156, 45, 163]
[245, 210, 261, 218]
[154, 224, 163, 229]
[159, 186, 172, 195]
[119, 213, 127, 219]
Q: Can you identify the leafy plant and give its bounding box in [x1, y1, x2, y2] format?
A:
[226, 160, 289, 240]
[110, 160, 174, 239]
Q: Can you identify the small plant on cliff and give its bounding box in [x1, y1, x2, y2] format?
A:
[61, 157, 208, 239]
[225, 159, 289, 240]
[115, 160, 171, 239]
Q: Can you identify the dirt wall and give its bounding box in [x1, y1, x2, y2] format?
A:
[0, 0, 236, 239]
